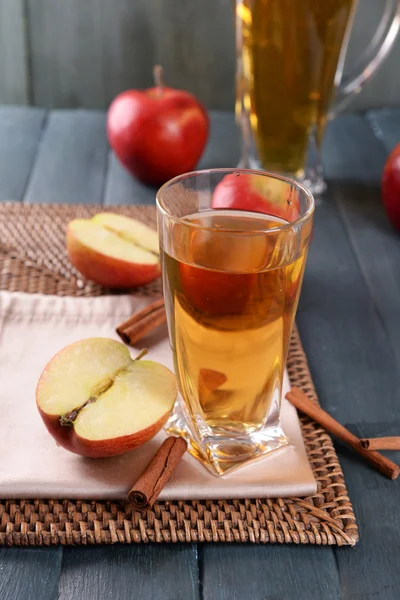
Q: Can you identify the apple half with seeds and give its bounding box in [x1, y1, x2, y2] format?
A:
[67, 212, 160, 288]
[36, 338, 177, 458]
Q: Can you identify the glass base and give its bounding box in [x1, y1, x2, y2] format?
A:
[165, 395, 289, 476]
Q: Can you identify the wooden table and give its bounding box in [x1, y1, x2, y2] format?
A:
[0, 107, 399, 600]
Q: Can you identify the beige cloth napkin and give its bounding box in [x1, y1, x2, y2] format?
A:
[0, 291, 316, 500]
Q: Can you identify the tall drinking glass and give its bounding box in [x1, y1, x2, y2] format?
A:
[157, 169, 314, 475]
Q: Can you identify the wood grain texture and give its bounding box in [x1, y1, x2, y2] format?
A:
[366, 109, 400, 153]
[27, 0, 235, 110]
[20, 0, 400, 111]
[24, 110, 108, 204]
[323, 114, 387, 183]
[99, 0, 235, 110]
[0, 547, 62, 600]
[297, 191, 400, 430]
[324, 114, 400, 371]
[201, 545, 341, 600]
[197, 111, 240, 170]
[0, 106, 46, 200]
[26, 0, 106, 109]
[104, 152, 157, 206]
[0, 0, 30, 105]
[297, 148, 400, 598]
[332, 425, 400, 600]
[58, 545, 200, 600]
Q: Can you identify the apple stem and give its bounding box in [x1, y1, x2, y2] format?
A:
[134, 348, 148, 361]
[153, 65, 165, 95]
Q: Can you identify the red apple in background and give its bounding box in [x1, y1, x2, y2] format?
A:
[382, 143, 400, 231]
[212, 172, 300, 222]
[107, 66, 209, 186]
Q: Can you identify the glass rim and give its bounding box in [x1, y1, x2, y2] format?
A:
[156, 168, 315, 234]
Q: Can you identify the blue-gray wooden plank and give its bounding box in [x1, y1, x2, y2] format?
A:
[201, 545, 341, 600]
[324, 114, 400, 371]
[103, 152, 157, 206]
[366, 109, 400, 153]
[298, 201, 400, 600]
[26, 0, 235, 111]
[0, 106, 46, 200]
[57, 529, 200, 600]
[323, 114, 386, 183]
[24, 110, 108, 204]
[0, 547, 62, 600]
[300, 115, 400, 600]
[297, 193, 399, 423]
[197, 111, 240, 170]
[0, 0, 30, 105]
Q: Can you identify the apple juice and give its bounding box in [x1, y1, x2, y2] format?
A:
[161, 209, 308, 437]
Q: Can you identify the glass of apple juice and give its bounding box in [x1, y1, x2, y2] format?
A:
[156, 169, 314, 475]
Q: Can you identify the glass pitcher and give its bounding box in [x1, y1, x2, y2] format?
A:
[235, 0, 400, 193]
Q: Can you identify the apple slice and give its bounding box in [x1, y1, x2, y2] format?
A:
[36, 338, 177, 457]
[92, 212, 159, 255]
[67, 212, 160, 288]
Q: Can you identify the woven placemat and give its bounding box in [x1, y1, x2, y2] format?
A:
[0, 202, 358, 546]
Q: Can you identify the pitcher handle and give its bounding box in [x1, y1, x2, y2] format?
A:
[329, 0, 400, 119]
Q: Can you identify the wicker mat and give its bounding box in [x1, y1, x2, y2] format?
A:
[0, 202, 358, 546]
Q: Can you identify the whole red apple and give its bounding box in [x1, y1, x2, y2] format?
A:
[212, 172, 300, 222]
[107, 66, 209, 186]
[382, 143, 400, 231]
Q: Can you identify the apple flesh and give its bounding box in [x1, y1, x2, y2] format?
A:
[382, 143, 400, 231]
[92, 213, 159, 254]
[67, 212, 160, 288]
[107, 66, 209, 185]
[211, 172, 300, 222]
[36, 338, 177, 458]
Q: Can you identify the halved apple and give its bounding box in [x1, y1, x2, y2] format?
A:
[36, 338, 177, 457]
[67, 212, 160, 288]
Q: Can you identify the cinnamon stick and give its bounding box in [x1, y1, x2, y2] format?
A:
[286, 387, 399, 480]
[128, 436, 187, 510]
[360, 437, 400, 451]
[117, 298, 166, 346]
